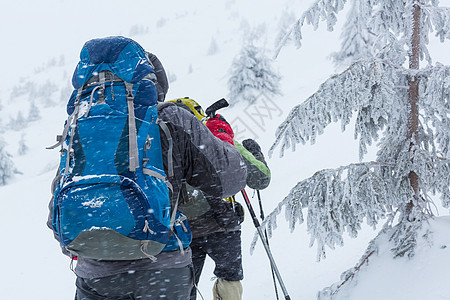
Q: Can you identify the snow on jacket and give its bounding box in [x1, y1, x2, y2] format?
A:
[47, 102, 247, 279]
[180, 138, 271, 239]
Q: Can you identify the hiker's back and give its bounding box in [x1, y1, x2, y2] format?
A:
[47, 36, 248, 300]
[49, 36, 190, 260]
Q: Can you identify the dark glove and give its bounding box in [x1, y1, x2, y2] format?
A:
[233, 201, 245, 225]
[242, 138, 271, 190]
[205, 114, 234, 145]
[242, 138, 264, 159]
[213, 200, 244, 229]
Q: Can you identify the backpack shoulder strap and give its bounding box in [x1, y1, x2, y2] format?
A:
[156, 118, 174, 178]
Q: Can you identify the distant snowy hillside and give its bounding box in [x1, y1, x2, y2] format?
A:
[0, 1, 449, 299]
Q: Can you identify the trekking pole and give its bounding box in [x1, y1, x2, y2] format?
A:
[257, 190, 280, 300]
[241, 189, 291, 300]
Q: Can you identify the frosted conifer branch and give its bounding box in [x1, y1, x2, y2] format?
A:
[332, 0, 376, 65]
[269, 60, 399, 159]
[274, 0, 348, 58]
[275, 1, 450, 63]
[420, 63, 450, 158]
[425, 5, 450, 42]
[251, 161, 396, 260]
[267, 0, 450, 274]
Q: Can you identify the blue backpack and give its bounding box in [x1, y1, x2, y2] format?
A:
[49, 36, 191, 260]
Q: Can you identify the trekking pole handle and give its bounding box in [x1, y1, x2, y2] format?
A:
[205, 98, 229, 118]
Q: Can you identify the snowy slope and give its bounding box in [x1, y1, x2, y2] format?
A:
[332, 216, 450, 300]
[0, 1, 449, 299]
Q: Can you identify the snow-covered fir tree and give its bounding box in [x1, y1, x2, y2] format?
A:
[156, 17, 167, 28]
[17, 134, 28, 156]
[260, 1, 450, 297]
[0, 138, 15, 185]
[228, 41, 282, 106]
[27, 101, 41, 122]
[128, 24, 149, 37]
[9, 111, 27, 131]
[207, 37, 219, 56]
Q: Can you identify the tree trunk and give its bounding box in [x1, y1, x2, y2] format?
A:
[406, 1, 421, 216]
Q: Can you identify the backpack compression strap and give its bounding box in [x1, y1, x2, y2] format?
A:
[46, 88, 83, 151]
[63, 90, 83, 176]
[125, 82, 140, 172]
[47, 70, 119, 149]
[46, 88, 83, 180]
[169, 187, 186, 255]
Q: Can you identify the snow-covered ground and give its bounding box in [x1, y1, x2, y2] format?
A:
[1, 1, 449, 299]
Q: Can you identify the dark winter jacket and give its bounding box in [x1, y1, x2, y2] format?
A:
[47, 102, 248, 279]
[180, 138, 271, 238]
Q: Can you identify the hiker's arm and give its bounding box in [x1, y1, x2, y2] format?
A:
[205, 115, 270, 190]
[186, 120, 246, 198]
[186, 117, 247, 197]
[159, 104, 247, 198]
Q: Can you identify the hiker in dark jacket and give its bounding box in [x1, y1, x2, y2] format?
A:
[47, 43, 247, 300]
[181, 115, 271, 300]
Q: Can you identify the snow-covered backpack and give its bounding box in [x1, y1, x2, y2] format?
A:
[48, 36, 191, 260]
